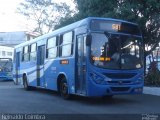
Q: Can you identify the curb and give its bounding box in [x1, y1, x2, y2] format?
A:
[143, 86, 160, 96]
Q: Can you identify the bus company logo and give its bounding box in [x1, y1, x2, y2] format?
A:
[142, 114, 159, 120]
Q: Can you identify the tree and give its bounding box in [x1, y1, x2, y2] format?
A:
[17, 0, 71, 35]
[57, 0, 160, 57]
[55, 0, 118, 29]
[114, 0, 160, 56]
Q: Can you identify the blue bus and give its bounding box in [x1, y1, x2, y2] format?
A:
[13, 17, 144, 99]
[0, 58, 13, 81]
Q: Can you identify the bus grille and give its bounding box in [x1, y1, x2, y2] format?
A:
[111, 87, 130, 92]
[104, 73, 136, 79]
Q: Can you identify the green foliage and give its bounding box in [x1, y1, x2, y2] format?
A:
[145, 61, 160, 86]
[145, 71, 160, 87]
[75, 0, 117, 17]
[55, 0, 118, 28]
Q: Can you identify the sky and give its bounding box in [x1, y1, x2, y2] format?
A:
[0, 0, 75, 32]
[0, 0, 24, 32]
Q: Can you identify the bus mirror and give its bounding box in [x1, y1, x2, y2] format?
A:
[86, 35, 92, 46]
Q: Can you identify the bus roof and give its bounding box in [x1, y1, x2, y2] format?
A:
[88, 17, 138, 25]
[15, 17, 138, 49]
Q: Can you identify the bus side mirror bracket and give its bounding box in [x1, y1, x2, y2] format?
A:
[86, 34, 92, 46]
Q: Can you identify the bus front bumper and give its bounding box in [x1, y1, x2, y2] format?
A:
[87, 80, 143, 97]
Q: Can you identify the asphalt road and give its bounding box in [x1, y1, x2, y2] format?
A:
[0, 81, 160, 115]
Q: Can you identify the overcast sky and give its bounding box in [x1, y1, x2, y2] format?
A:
[0, 0, 75, 32]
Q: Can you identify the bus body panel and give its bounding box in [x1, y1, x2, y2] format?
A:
[0, 72, 13, 80]
[87, 80, 143, 96]
[44, 58, 75, 92]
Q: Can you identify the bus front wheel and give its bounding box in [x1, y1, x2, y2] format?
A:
[60, 78, 71, 99]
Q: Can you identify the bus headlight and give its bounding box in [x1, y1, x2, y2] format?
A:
[90, 73, 104, 84]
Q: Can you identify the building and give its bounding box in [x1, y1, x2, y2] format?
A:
[0, 46, 14, 59]
[0, 31, 39, 47]
[0, 31, 39, 60]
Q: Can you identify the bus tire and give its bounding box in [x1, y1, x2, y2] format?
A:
[60, 78, 71, 99]
[23, 75, 31, 91]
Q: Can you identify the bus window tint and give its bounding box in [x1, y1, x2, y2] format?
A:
[46, 37, 58, 58]
[30, 43, 37, 61]
[60, 32, 73, 57]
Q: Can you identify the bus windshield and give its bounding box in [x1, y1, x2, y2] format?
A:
[0, 58, 12, 72]
[91, 33, 143, 69]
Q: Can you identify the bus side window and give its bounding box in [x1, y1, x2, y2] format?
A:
[22, 46, 30, 62]
[46, 36, 58, 59]
[59, 31, 73, 57]
[30, 43, 37, 61]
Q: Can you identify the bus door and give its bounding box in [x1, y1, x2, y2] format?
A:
[37, 45, 45, 87]
[15, 52, 20, 84]
[76, 35, 86, 95]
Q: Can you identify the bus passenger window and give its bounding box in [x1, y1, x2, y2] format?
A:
[30, 43, 37, 61]
[46, 37, 58, 58]
[22, 46, 29, 62]
[59, 31, 73, 57]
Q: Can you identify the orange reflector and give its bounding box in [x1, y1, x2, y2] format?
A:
[60, 60, 69, 64]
